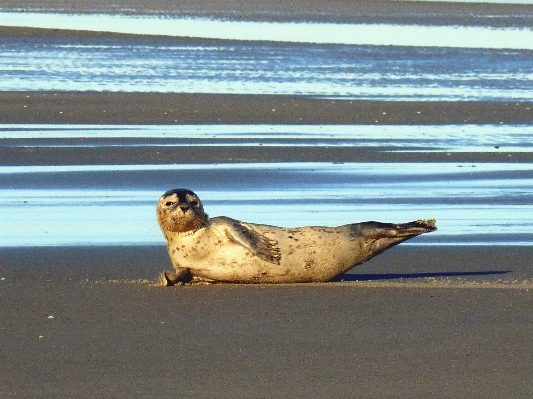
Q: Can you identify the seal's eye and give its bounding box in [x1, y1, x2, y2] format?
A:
[189, 200, 199, 207]
[165, 201, 175, 207]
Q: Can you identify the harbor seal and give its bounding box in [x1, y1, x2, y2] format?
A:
[156, 188, 437, 285]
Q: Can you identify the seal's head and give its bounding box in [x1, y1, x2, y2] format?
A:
[156, 188, 208, 234]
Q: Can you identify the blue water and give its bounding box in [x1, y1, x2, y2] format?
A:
[1, 11, 533, 247]
[2, 124, 533, 152]
[2, 161, 533, 247]
[3, 12, 533, 48]
[1, 13, 533, 100]
[2, 124, 533, 247]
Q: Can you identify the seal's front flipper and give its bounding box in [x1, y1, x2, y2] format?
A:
[158, 268, 192, 286]
[224, 222, 281, 264]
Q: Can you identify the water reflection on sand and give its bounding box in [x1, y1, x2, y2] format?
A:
[2, 14, 533, 100]
[3, 124, 533, 152]
[2, 161, 533, 246]
[2, 124, 533, 247]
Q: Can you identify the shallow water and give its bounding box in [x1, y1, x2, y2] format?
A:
[3, 12, 533, 48]
[3, 124, 533, 152]
[2, 160, 533, 247]
[1, 10, 533, 248]
[2, 123, 533, 246]
[1, 13, 533, 100]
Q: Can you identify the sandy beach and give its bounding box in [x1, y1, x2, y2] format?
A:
[2, 258, 533, 398]
[2, 92, 533, 126]
[2, 1, 533, 397]
[3, 0, 533, 26]
[3, 245, 533, 398]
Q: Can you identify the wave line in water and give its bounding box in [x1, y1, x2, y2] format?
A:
[2, 12, 533, 49]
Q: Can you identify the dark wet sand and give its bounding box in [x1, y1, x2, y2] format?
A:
[2, 245, 533, 398]
[3, 2, 533, 397]
[3, 277, 533, 398]
[2, 92, 533, 126]
[3, 0, 533, 26]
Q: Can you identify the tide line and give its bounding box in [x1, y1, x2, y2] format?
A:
[2, 12, 533, 49]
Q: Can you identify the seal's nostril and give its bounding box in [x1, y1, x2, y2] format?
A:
[179, 204, 190, 212]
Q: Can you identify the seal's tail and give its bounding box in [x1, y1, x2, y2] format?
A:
[349, 218, 437, 258]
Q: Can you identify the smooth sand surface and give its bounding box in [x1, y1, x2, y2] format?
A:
[2, 0, 533, 26]
[2, 92, 532, 126]
[2, 246, 533, 398]
[3, 285, 533, 398]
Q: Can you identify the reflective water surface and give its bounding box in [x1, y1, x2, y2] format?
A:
[3, 12, 533, 49]
[1, 10, 532, 248]
[1, 13, 532, 100]
[2, 124, 533, 247]
[2, 124, 533, 152]
[2, 161, 533, 247]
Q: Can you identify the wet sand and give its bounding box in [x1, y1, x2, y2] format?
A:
[3, 281, 533, 398]
[3, 0, 533, 26]
[2, 246, 533, 398]
[3, 1, 533, 397]
[2, 92, 533, 126]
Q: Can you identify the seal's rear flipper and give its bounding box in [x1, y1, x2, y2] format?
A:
[350, 219, 437, 258]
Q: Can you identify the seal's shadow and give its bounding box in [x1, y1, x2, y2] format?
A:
[335, 270, 510, 282]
